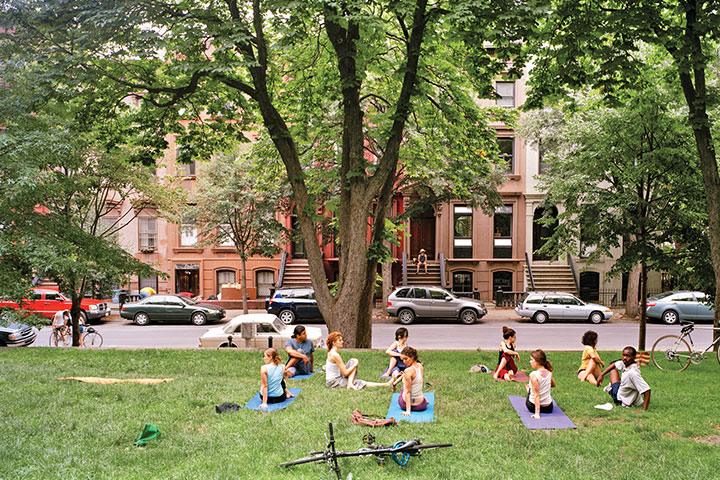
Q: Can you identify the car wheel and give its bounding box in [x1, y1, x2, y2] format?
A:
[398, 309, 415, 325]
[191, 312, 207, 326]
[134, 312, 150, 326]
[278, 309, 296, 325]
[533, 311, 548, 324]
[662, 309, 679, 325]
[460, 309, 478, 325]
[589, 311, 603, 324]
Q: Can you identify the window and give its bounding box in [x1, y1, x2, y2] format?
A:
[45, 292, 61, 301]
[429, 289, 447, 300]
[218, 224, 234, 247]
[180, 215, 197, 247]
[216, 270, 236, 295]
[580, 207, 599, 258]
[138, 275, 158, 291]
[538, 141, 548, 175]
[256, 270, 274, 298]
[452, 271, 473, 294]
[181, 160, 196, 177]
[493, 205, 513, 258]
[99, 214, 119, 241]
[412, 288, 428, 299]
[495, 82, 515, 108]
[497, 138, 515, 174]
[394, 288, 410, 298]
[138, 217, 157, 250]
[492, 271, 513, 292]
[453, 205, 473, 259]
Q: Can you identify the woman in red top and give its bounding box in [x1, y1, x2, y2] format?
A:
[493, 326, 519, 381]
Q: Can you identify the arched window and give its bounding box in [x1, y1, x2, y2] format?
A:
[256, 270, 275, 298]
[216, 270, 236, 295]
[579, 271, 600, 302]
[452, 271, 473, 296]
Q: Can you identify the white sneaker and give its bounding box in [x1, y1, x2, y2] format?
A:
[594, 402, 613, 410]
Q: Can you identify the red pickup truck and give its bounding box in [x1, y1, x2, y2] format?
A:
[0, 288, 111, 323]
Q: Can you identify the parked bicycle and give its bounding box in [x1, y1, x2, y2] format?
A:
[651, 321, 720, 371]
[49, 325, 103, 348]
[83, 326, 103, 348]
[49, 326, 69, 347]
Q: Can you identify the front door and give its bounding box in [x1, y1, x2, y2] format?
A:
[410, 207, 435, 259]
[291, 216, 306, 259]
[175, 268, 199, 296]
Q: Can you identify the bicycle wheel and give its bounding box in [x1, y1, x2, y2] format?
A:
[49, 330, 68, 347]
[83, 332, 103, 348]
[652, 335, 691, 372]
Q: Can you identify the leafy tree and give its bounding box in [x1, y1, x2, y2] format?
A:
[0, 68, 181, 345]
[526, 0, 720, 344]
[520, 88, 706, 349]
[1, 0, 537, 346]
[189, 146, 288, 313]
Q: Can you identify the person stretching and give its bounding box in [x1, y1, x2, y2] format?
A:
[526, 349, 556, 419]
[397, 346, 428, 416]
[325, 332, 391, 390]
[577, 330, 604, 386]
[381, 327, 409, 380]
[493, 326, 520, 381]
[259, 348, 294, 409]
[285, 325, 314, 378]
[597, 346, 651, 412]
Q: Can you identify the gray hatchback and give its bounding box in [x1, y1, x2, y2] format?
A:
[386, 286, 487, 325]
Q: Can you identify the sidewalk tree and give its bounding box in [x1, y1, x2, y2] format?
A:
[520, 87, 706, 350]
[526, 0, 720, 345]
[189, 146, 288, 314]
[0, 66, 181, 344]
[1, 0, 537, 346]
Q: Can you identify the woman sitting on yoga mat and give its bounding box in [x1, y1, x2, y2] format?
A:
[398, 346, 428, 416]
[577, 330, 604, 386]
[260, 348, 295, 408]
[493, 326, 520, 381]
[526, 349, 556, 418]
[325, 332, 391, 390]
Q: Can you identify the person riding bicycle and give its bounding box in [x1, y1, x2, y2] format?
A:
[597, 346, 651, 411]
[51, 310, 71, 344]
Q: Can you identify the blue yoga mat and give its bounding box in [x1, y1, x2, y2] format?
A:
[244, 388, 301, 411]
[386, 392, 435, 423]
[508, 395, 576, 430]
[288, 371, 315, 380]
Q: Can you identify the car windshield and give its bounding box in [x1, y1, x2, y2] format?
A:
[649, 292, 674, 300]
[178, 296, 197, 305]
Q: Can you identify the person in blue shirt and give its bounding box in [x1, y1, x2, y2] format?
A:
[260, 348, 294, 408]
[285, 325, 315, 378]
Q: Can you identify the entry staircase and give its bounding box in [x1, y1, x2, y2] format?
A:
[524, 263, 577, 295]
[279, 259, 313, 288]
[405, 262, 443, 287]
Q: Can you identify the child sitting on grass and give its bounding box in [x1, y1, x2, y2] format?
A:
[381, 327, 409, 380]
[577, 330, 604, 386]
[493, 326, 520, 381]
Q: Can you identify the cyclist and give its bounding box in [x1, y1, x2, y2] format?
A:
[51, 310, 71, 344]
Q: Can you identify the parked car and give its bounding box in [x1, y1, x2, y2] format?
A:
[0, 322, 38, 347]
[198, 313, 323, 349]
[644, 291, 715, 324]
[265, 287, 322, 325]
[0, 288, 110, 324]
[515, 292, 613, 324]
[120, 294, 225, 326]
[386, 286, 487, 325]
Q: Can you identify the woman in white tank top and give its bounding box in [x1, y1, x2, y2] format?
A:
[526, 349, 556, 418]
[398, 346, 428, 415]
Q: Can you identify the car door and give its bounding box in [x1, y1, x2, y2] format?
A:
[559, 295, 584, 320]
[671, 293, 696, 320]
[693, 293, 714, 321]
[253, 322, 277, 349]
[40, 291, 65, 319]
[164, 296, 188, 322]
[540, 295, 564, 320]
[142, 295, 169, 322]
[410, 288, 434, 318]
[428, 288, 455, 318]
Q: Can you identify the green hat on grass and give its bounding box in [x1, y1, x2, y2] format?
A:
[135, 423, 160, 446]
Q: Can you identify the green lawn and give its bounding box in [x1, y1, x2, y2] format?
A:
[1, 348, 718, 479]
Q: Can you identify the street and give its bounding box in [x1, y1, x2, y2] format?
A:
[32, 310, 716, 351]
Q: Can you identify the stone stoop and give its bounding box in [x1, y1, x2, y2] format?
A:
[406, 263, 443, 287]
[281, 260, 313, 288]
[525, 264, 577, 294]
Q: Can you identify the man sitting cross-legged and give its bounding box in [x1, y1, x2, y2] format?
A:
[285, 325, 314, 378]
[597, 346, 651, 412]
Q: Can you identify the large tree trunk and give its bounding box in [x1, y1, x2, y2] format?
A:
[624, 264, 640, 318]
[240, 257, 249, 314]
[381, 202, 394, 314]
[677, 1, 720, 350]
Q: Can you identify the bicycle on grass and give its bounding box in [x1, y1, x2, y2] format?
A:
[651, 321, 720, 371]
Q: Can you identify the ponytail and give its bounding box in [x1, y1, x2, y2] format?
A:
[531, 349, 553, 372]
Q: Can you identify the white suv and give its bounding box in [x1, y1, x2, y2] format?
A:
[515, 292, 613, 324]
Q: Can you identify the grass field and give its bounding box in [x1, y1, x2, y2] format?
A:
[1, 347, 718, 479]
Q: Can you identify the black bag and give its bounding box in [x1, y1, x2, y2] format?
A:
[215, 402, 241, 413]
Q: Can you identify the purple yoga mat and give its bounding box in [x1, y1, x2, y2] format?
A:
[508, 395, 576, 430]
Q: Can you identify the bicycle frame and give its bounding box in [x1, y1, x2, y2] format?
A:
[680, 324, 720, 359]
